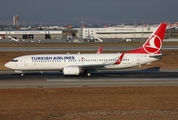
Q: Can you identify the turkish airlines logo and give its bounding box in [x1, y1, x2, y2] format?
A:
[143, 34, 162, 54]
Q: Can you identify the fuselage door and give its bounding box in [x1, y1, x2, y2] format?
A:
[136, 56, 140, 65]
[24, 57, 28, 66]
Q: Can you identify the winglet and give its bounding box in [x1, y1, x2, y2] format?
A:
[96, 46, 103, 54]
[114, 53, 124, 64]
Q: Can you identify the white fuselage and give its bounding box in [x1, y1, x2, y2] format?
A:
[5, 53, 160, 72]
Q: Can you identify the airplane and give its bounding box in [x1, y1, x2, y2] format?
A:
[20, 26, 31, 30]
[5, 23, 167, 77]
[7, 36, 19, 42]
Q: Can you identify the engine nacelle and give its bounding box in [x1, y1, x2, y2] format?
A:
[63, 66, 80, 75]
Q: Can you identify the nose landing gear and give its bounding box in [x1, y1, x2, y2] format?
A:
[21, 73, 24, 77]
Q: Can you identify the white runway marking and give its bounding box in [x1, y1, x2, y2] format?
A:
[46, 78, 178, 82]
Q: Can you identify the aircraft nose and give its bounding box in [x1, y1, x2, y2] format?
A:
[4, 62, 11, 69]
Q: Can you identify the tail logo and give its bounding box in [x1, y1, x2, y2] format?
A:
[143, 34, 162, 54]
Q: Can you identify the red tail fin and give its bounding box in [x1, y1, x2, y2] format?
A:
[128, 23, 167, 54]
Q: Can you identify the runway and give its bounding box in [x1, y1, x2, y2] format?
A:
[0, 68, 178, 88]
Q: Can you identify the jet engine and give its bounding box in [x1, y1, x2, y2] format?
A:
[63, 66, 80, 75]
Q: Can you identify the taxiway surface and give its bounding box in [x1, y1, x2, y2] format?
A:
[0, 46, 178, 51]
[0, 69, 178, 88]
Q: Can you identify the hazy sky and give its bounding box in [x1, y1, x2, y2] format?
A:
[0, 0, 177, 25]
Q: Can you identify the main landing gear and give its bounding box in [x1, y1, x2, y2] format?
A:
[84, 70, 91, 77]
[21, 73, 24, 77]
[86, 72, 91, 77]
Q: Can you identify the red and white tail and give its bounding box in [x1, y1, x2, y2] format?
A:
[128, 23, 167, 54]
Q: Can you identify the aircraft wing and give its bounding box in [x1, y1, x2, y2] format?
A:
[67, 63, 111, 71]
[67, 53, 125, 70]
[78, 63, 109, 69]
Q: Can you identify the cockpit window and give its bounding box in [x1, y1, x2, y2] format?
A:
[11, 60, 18, 62]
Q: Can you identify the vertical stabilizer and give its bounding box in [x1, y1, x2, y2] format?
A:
[128, 23, 167, 54]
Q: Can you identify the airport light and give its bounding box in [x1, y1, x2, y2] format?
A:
[169, 20, 171, 39]
[133, 18, 136, 40]
[142, 19, 144, 42]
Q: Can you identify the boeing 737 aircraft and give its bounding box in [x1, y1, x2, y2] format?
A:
[5, 23, 167, 76]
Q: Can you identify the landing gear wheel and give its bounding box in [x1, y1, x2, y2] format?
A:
[21, 73, 24, 77]
[87, 72, 91, 77]
[84, 70, 91, 77]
